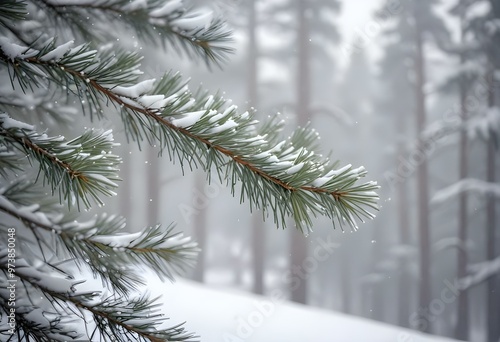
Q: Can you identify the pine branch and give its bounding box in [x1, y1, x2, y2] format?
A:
[0, 260, 196, 342]
[0, 0, 26, 27]
[89, 224, 199, 282]
[0, 251, 85, 341]
[0, 113, 121, 209]
[81, 293, 197, 342]
[0, 88, 77, 127]
[0, 180, 198, 293]
[33, 0, 233, 67]
[0, 144, 21, 177]
[0, 183, 198, 341]
[0, 39, 379, 230]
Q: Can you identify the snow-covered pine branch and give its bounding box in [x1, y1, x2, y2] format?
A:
[0, 181, 198, 341]
[10, 0, 232, 67]
[0, 38, 379, 230]
[460, 256, 500, 291]
[0, 249, 195, 342]
[0, 113, 120, 208]
[431, 178, 500, 205]
[0, 181, 198, 292]
[467, 106, 500, 141]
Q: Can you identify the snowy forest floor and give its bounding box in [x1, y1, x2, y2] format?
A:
[145, 275, 463, 342]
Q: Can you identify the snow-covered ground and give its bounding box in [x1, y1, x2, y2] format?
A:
[148, 276, 462, 342]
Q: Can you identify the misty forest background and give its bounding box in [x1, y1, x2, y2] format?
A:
[84, 0, 500, 341]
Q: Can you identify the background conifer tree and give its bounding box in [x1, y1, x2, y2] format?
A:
[0, 0, 378, 340]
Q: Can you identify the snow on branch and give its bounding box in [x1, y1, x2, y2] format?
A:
[0, 113, 121, 209]
[85, 223, 199, 282]
[36, 0, 233, 67]
[467, 106, 500, 141]
[460, 256, 500, 290]
[0, 182, 198, 340]
[0, 185, 198, 293]
[76, 292, 197, 342]
[431, 178, 500, 204]
[0, 249, 194, 342]
[0, 37, 378, 231]
[0, 0, 26, 26]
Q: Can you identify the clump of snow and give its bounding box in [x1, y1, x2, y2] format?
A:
[207, 119, 237, 134]
[86, 173, 118, 188]
[171, 9, 213, 31]
[266, 161, 294, 171]
[177, 98, 196, 112]
[461, 256, 500, 290]
[157, 233, 193, 249]
[432, 178, 500, 204]
[171, 110, 205, 128]
[150, 0, 183, 17]
[137, 94, 169, 109]
[0, 37, 37, 61]
[467, 107, 500, 140]
[331, 164, 352, 176]
[11, 257, 77, 293]
[433, 237, 470, 253]
[208, 113, 223, 123]
[0, 113, 35, 131]
[40, 40, 74, 62]
[286, 162, 305, 175]
[311, 165, 353, 187]
[123, 0, 148, 12]
[465, 1, 491, 21]
[0, 195, 53, 227]
[113, 79, 156, 98]
[269, 140, 286, 153]
[204, 95, 214, 109]
[90, 231, 143, 248]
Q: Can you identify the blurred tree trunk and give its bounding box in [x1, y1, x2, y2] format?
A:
[247, 0, 265, 295]
[192, 173, 207, 282]
[340, 249, 351, 313]
[147, 146, 160, 226]
[414, 13, 432, 334]
[290, 0, 310, 304]
[486, 66, 499, 342]
[486, 3, 500, 340]
[455, 5, 469, 339]
[396, 109, 411, 328]
[120, 145, 132, 223]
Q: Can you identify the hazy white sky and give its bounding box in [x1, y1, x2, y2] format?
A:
[336, 0, 386, 67]
[338, 0, 381, 40]
[336, 0, 457, 68]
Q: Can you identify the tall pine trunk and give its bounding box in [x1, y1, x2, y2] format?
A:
[455, 7, 469, 338]
[147, 146, 160, 226]
[414, 16, 431, 334]
[340, 241, 352, 313]
[396, 112, 411, 328]
[486, 2, 500, 340]
[120, 145, 132, 224]
[247, 0, 265, 295]
[486, 65, 499, 342]
[192, 173, 207, 282]
[290, 0, 311, 304]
